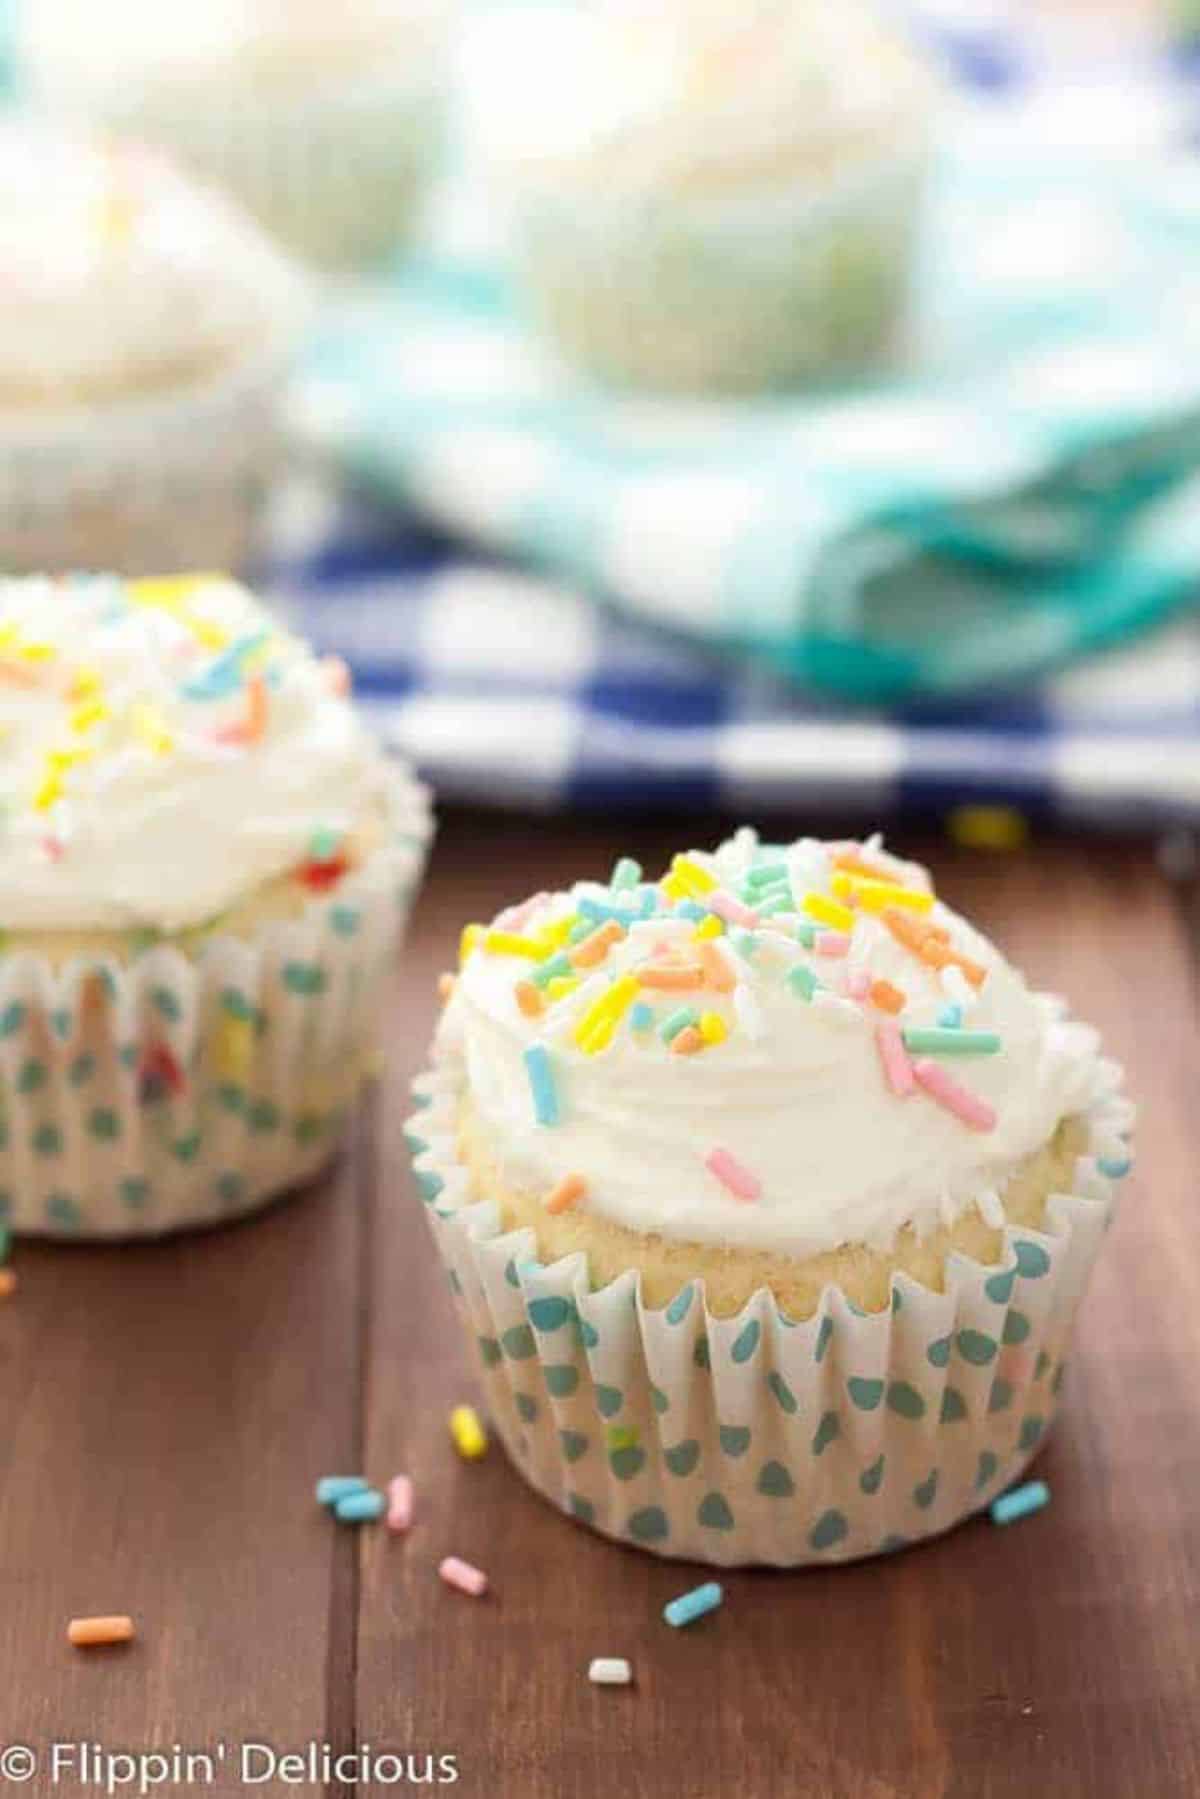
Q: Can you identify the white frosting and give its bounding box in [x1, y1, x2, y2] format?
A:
[25, 0, 443, 97]
[479, 0, 936, 192]
[0, 124, 306, 408]
[0, 574, 391, 934]
[440, 833, 1102, 1258]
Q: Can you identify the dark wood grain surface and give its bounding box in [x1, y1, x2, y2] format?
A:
[1, 812, 1195, 1799]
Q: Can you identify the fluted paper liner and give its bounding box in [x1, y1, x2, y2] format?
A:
[406, 1057, 1130, 1566]
[0, 771, 431, 1238]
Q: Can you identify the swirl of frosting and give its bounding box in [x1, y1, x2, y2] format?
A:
[480, 0, 936, 191]
[0, 124, 306, 410]
[440, 832, 1103, 1258]
[0, 574, 392, 934]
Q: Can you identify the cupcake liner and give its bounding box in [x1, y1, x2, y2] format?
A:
[94, 65, 443, 270]
[0, 768, 432, 1238]
[406, 1055, 1130, 1566]
[0, 347, 292, 577]
[505, 149, 929, 393]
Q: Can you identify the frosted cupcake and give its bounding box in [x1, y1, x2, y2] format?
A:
[481, 0, 936, 392]
[0, 573, 431, 1237]
[0, 124, 306, 574]
[408, 832, 1131, 1565]
[24, 0, 447, 269]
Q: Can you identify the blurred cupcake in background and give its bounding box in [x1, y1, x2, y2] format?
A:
[0, 122, 306, 574]
[23, 0, 450, 269]
[481, 0, 938, 393]
[0, 572, 432, 1237]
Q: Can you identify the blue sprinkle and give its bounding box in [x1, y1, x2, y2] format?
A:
[532, 951, 572, 990]
[630, 1001, 654, 1033]
[610, 857, 642, 891]
[316, 1475, 369, 1508]
[1098, 1156, 1131, 1179]
[674, 900, 706, 922]
[334, 1488, 386, 1523]
[578, 896, 640, 927]
[524, 1044, 561, 1126]
[664, 1581, 724, 1629]
[938, 1004, 963, 1028]
[989, 1480, 1050, 1527]
[180, 630, 269, 700]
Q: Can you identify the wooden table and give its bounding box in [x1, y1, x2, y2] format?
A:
[2, 812, 1195, 1799]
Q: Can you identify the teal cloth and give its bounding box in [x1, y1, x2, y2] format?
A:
[299, 145, 1200, 699]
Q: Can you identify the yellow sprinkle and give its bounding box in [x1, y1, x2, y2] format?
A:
[670, 854, 717, 896]
[183, 612, 230, 652]
[534, 916, 575, 954]
[449, 1404, 488, 1461]
[129, 703, 174, 755]
[692, 915, 723, 941]
[830, 871, 934, 915]
[574, 974, 640, 1052]
[483, 930, 543, 959]
[216, 1016, 253, 1081]
[127, 574, 224, 612]
[0, 623, 18, 651]
[947, 805, 1029, 852]
[17, 640, 55, 663]
[459, 923, 485, 966]
[546, 976, 580, 1002]
[698, 1011, 728, 1046]
[69, 665, 103, 700]
[69, 697, 109, 734]
[802, 892, 855, 932]
[32, 769, 63, 812]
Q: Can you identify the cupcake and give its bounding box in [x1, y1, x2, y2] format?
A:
[0, 123, 307, 575]
[480, 0, 936, 393]
[408, 832, 1131, 1566]
[0, 572, 431, 1237]
[24, 0, 448, 269]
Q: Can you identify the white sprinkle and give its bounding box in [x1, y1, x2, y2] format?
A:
[733, 980, 764, 1040]
[588, 1657, 633, 1686]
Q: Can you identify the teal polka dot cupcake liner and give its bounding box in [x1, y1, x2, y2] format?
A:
[407, 1056, 1131, 1567]
[0, 772, 431, 1238]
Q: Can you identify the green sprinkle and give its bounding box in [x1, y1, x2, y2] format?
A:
[0, 1226, 9, 1264]
[610, 857, 642, 891]
[788, 965, 821, 1002]
[309, 825, 341, 864]
[661, 1006, 699, 1043]
[568, 918, 595, 944]
[901, 1029, 1001, 1056]
[729, 928, 758, 959]
[532, 951, 572, 989]
[745, 860, 788, 888]
[756, 895, 796, 917]
[793, 921, 817, 948]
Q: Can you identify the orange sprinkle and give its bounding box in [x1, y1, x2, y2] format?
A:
[68, 1616, 135, 1649]
[0, 1269, 15, 1299]
[670, 1026, 705, 1056]
[833, 849, 897, 884]
[515, 980, 544, 1018]
[438, 973, 457, 1003]
[870, 979, 906, 1015]
[639, 963, 704, 990]
[698, 941, 735, 993]
[570, 919, 625, 969]
[928, 945, 986, 989]
[244, 674, 268, 742]
[881, 907, 931, 955]
[546, 1173, 587, 1216]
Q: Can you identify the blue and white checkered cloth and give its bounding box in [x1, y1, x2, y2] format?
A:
[266, 475, 1200, 824]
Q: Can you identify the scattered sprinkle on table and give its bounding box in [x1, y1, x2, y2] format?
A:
[0, 1269, 16, 1300]
[990, 1480, 1050, 1527]
[316, 1475, 369, 1507]
[947, 804, 1029, 852]
[335, 1488, 385, 1523]
[588, 1658, 633, 1686]
[68, 1615, 135, 1649]
[663, 1582, 723, 1629]
[449, 1404, 488, 1461]
[386, 1475, 414, 1533]
[439, 1556, 488, 1598]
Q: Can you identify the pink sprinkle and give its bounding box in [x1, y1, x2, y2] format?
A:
[41, 836, 64, 862]
[498, 893, 548, 932]
[846, 971, 871, 1001]
[705, 1146, 761, 1202]
[708, 890, 759, 928]
[386, 1475, 414, 1533]
[814, 931, 851, 957]
[913, 1058, 996, 1132]
[875, 1020, 915, 1098]
[439, 1555, 488, 1598]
